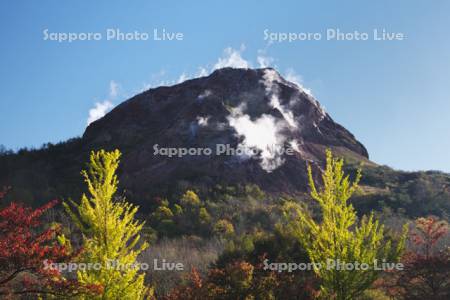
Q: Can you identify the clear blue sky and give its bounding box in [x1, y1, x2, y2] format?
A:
[0, 0, 449, 172]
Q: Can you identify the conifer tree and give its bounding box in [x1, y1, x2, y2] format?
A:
[281, 150, 407, 300]
[65, 150, 151, 299]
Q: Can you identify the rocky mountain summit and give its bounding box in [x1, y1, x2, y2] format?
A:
[82, 67, 368, 199]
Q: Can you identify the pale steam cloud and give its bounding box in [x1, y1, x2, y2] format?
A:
[227, 104, 287, 172]
[109, 80, 119, 98]
[197, 67, 209, 77]
[283, 68, 313, 96]
[213, 45, 251, 70]
[283, 69, 326, 118]
[269, 95, 297, 128]
[225, 68, 315, 172]
[197, 116, 209, 126]
[257, 49, 275, 68]
[87, 100, 114, 125]
[177, 72, 189, 83]
[198, 89, 212, 100]
[261, 69, 298, 128]
[261, 69, 281, 93]
[289, 139, 301, 153]
[138, 46, 251, 91]
[86, 80, 119, 125]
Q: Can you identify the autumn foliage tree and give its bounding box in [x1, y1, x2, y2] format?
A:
[166, 256, 319, 300]
[0, 189, 100, 297]
[166, 262, 266, 300]
[166, 229, 321, 300]
[383, 217, 450, 299]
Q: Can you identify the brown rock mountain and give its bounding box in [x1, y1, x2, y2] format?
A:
[0, 67, 372, 208]
[82, 67, 368, 201]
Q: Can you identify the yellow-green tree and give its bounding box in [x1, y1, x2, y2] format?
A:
[213, 219, 235, 238]
[280, 150, 407, 300]
[65, 150, 151, 299]
[151, 190, 212, 236]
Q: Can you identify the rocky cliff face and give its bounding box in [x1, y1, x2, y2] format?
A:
[82, 68, 368, 200]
